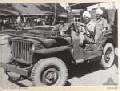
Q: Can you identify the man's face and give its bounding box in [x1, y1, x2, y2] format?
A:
[83, 16, 90, 24]
[96, 14, 101, 20]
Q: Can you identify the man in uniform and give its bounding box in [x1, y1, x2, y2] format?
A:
[52, 20, 70, 36]
[95, 8, 109, 43]
[77, 11, 96, 46]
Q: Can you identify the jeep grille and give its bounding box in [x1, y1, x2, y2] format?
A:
[11, 40, 32, 63]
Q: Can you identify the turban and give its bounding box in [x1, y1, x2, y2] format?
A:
[96, 8, 103, 15]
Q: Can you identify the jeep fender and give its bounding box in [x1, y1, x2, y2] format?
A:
[32, 45, 74, 66]
[32, 45, 72, 54]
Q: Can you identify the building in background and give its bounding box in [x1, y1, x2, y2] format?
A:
[69, 3, 97, 23]
[87, 2, 116, 25]
[0, 3, 68, 30]
[69, 2, 116, 24]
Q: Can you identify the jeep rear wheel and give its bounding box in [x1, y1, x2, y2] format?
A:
[31, 57, 68, 86]
[100, 43, 115, 69]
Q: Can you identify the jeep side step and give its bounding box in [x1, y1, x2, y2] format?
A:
[76, 51, 102, 64]
[84, 51, 102, 60]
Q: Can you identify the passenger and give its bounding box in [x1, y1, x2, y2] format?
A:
[78, 11, 96, 46]
[95, 8, 109, 42]
[52, 20, 66, 36]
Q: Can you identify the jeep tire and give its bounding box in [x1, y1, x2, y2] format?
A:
[100, 43, 115, 69]
[31, 57, 68, 86]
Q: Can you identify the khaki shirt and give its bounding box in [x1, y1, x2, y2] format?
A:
[77, 20, 96, 38]
[52, 23, 69, 31]
[95, 18, 108, 42]
[86, 20, 96, 38]
[52, 23, 70, 36]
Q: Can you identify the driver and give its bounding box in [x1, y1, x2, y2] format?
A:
[78, 11, 96, 46]
[52, 20, 67, 36]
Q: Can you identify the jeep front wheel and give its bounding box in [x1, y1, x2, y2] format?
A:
[100, 43, 115, 69]
[31, 57, 68, 86]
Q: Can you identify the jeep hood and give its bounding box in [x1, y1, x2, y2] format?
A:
[10, 34, 57, 48]
[8, 25, 70, 48]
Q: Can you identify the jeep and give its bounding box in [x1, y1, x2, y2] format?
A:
[0, 22, 116, 86]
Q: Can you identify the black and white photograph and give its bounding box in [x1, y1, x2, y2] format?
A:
[0, 2, 118, 88]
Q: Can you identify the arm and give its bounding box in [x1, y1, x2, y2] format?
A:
[102, 18, 108, 32]
[52, 24, 60, 31]
[102, 18, 112, 35]
[85, 21, 96, 38]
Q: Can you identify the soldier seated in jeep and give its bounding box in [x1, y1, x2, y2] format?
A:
[52, 20, 65, 36]
[52, 19, 72, 37]
[74, 11, 96, 49]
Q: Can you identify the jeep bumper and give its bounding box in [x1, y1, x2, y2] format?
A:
[0, 63, 28, 76]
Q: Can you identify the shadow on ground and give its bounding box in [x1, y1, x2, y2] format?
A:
[65, 55, 118, 86]
[65, 60, 101, 86]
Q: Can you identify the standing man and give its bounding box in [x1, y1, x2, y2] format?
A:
[52, 20, 67, 36]
[95, 8, 109, 42]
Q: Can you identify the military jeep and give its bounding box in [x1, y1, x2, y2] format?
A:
[0, 22, 115, 86]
